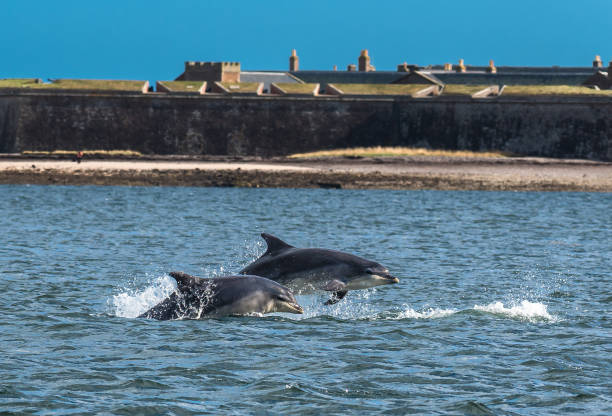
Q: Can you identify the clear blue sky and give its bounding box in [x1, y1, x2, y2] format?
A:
[2, 0, 610, 82]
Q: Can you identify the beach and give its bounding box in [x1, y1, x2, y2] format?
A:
[0, 156, 611, 192]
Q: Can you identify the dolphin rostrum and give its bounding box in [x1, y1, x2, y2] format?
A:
[138, 272, 304, 320]
[240, 233, 399, 304]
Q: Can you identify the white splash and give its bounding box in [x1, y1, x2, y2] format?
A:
[474, 300, 555, 322]
[109, 273, 558, 324]
[395, 306, 457, 320]
[291, 292, 380, 320]
[111, 275, 176, 318]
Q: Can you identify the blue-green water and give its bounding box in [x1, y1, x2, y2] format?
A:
[1, 185, 610, 415]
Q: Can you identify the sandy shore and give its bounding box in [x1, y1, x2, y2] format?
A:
[0, 156, 611, 192]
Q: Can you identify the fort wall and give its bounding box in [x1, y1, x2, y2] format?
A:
[0, 93, 610, 160]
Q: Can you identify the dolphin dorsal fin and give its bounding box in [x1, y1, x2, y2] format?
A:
[169, 271, 207, 292]
[261, 233, 294, 255]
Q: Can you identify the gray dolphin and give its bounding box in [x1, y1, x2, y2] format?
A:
[138, 272, 304, 320]
[240, 233, 399, 304]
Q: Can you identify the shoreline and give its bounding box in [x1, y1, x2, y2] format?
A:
[1, 156, 611, 192]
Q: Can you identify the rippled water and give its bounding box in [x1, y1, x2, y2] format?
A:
[1, 185, 610, 414]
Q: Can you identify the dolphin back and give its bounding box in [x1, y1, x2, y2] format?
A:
[139, 274, 287, 320]
[241, 245, 375, 284]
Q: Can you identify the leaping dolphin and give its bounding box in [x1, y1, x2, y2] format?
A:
[139, 272, 304, 320]
[240, 233, 399, 304]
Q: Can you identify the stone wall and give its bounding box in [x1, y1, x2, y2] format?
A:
[0, 92, 610, 160]
[0, 97, 19, 153]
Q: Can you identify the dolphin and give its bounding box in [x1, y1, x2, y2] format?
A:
[138, 272, 304, 320]
[240, 233, 399, 304]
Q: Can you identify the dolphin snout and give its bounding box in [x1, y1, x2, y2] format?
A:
[290, 303, 304, 314]
[385, 275, 400, 284]
[281, 300, 303, 314]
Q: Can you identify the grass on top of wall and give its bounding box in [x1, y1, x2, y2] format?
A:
[22, 150, 144, 157]
[2, 79, 146, 91]
[289, 146, 513, 159]
[159, 81, 205, 92]
[219, 82, 261, 93]
[0, 78, 41, 87]
[39, 80, 146, 91]
[502, 85, 612, 96]
[274, 83, 319, 94]
[442, 84, 495, 95]
[330, 84, 432, 95]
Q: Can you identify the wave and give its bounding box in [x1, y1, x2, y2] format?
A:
[473, 300, 556, 322]
[394, 307, 458, 320]
[290, 298, 556, 323]
[111, 275, 176, 318]
[384, 300, 556, 322]
[110, 277, 557, 323]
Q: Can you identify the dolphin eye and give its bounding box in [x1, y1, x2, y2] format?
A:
[366, 269, 373, 275]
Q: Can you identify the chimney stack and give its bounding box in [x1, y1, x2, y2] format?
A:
[486, 60, 497, 73]
[456, 58, 466, 73]
[358, 49, 374, 72]
[593, 55, 603, 69]
[397, 62, 409, 72]
[289, 49, 299, 72]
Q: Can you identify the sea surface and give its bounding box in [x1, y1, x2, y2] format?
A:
[1, 185, 610, 415]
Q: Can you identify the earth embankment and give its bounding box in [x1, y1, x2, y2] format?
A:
[1, 156, 610, 192]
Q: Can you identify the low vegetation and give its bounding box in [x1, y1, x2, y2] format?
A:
[442, 84, 494, 96]
[274, 83, 319, 94]
[330, 84, 431, 95]
[289, 146, 512, 159]
[22, 150, 143, 157]
[2, 79, 146, 91]
[42, 79, 146, 91]
[502, 85, 612, 96]
[0, 78, 41, 88]
[158, 81, 204, 92]
[219, 82, 261, 93]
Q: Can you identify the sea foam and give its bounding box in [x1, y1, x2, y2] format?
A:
[111, 275, 176, 318]
[473, 300, 556, 322]
[395, 306, 458, 320]
[381, 300, 556, 322]
[110, 276, 557, 324]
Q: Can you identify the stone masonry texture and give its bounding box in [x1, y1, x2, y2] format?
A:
[0, 93, 610, 160]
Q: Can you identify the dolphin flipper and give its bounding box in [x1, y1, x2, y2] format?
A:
[325, 290, 348, 305]
[322, 280, 348, 305]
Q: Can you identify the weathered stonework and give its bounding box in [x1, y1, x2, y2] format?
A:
[358, 50, 375, 72]
[289, 50, 299, 72]
[175, 62, 241, 83]
[0, 92, 610, 160]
